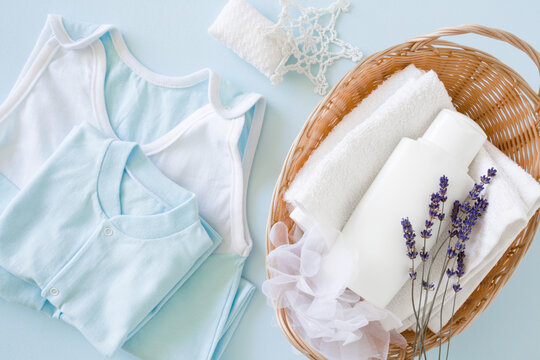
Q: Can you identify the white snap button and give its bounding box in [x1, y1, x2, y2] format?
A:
[103, 227, 113, 236]
[50, 288, 59, 296]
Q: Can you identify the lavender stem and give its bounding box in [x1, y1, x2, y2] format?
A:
[445, 289, 459, 360]
[412, 260, 421, 354]
[437, 265, 453, 360]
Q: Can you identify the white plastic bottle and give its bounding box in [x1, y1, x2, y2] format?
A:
[322, 109, 486, 309]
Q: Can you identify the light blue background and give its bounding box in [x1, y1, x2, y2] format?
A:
[0, 0, 538, 359]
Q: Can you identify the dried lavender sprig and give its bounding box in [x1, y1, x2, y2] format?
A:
[435, 196, 488, 359]
[436, 168, 496, 359]
[412, 169, 494, 358]
[415, 177, 448, 358]
[424, 199, 461, 277]
[430, 196, 488, 335]
[410, 261, 421, 355]
[419, 201, 446, 358]
[416, 176, 448, 357]
[403, 217, 425, 356]
[406, 176, 488, 356]
[438, 196, 488, 312]
[403, 217, 421, 354]
[422, 199, 463, 341]
[434, 200, 472, 359]
[444, 197, 490, 281]
[426, 186, 490, 331]
[406, 203, 435, 354]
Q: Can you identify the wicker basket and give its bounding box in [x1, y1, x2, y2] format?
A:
[266, 25, 540, 359]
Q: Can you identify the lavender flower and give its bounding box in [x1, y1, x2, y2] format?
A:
[402, 217, 418, 260]
[450, 200, 460, 221]
[476, 197, 489, 212]
[422, 281, 435, 291]
[453, 283, 462, 292]
[404, 232, 416, 240]
[455, 251, 465, 277]
[438, 175, 449, 202]
[428, 193, 442, 218]
[419, 250, 429, 261]
[457, 231, 469, 242]
[469, 183, 485, 199]
[446, 268, 456, 277]
[401, 217, 413, 232]
[447, 246, 457, 258]
[409, 271, 417, 280]
[460, 201, 472, 214]
[448, 200, 462, 238]
[480, 167, 497, 184]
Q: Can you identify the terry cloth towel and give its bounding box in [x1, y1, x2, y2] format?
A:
[285, 64, 423, 232]
[286, 68, 454, 232]
[390, 140, 540, 332]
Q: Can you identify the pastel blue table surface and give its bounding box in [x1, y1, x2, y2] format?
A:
[0, 1, 538, 359]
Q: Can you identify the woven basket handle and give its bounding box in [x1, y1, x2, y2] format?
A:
[408, 24, 540, 96]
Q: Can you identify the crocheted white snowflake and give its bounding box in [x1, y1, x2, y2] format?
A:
[267, 0, 363, 95]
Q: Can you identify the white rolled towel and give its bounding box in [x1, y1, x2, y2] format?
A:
[208, 0, 288, 78]
[286, 68, 454, 233]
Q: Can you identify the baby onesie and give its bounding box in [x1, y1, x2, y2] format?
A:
[0, 123, 220, 356]
[0, 15, 265, 359]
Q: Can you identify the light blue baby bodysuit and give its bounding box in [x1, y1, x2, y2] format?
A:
[0, 176, 47, 309]
[0, 123, 221, 356]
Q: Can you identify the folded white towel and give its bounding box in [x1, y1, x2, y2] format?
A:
[285, 65, 423, 227]
[287, 69, 454, 232]
[389, 139, 540, 333]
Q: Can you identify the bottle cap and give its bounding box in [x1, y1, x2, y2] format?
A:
[421, 109, 487, 168]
